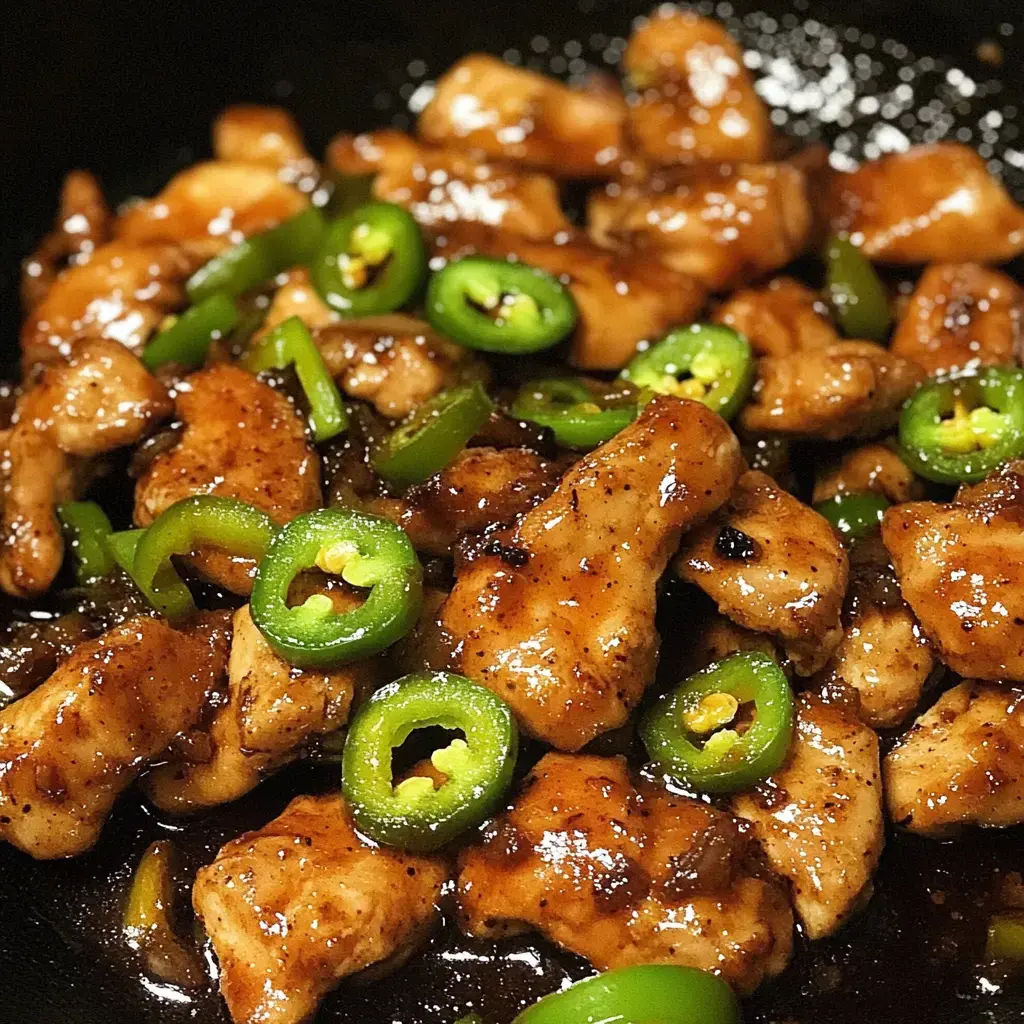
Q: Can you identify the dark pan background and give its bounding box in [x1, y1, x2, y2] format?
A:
[3, 1, 1024, 1021]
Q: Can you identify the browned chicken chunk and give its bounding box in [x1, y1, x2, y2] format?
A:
[812, 443, 924, 505]
[213, 105, 310, 169]
[678, 612, 781, 679]
[257, 267, 339, 339]
[193, 793, 448, 1024]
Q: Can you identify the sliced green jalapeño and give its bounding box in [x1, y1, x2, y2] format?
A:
[141, 293, 239, 370]
[510, 377, 639, 449]
[813, 491, 890, 542]
[825, 235, 892, 342]
[57, 501, 114, 584]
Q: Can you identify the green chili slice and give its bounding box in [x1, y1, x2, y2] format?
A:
[510, 377, 639, 449]
[825, 235, 892, 342]
[324, 171, 377, 218]
[311, 201, 427, 316]
[342, 671, 518, 852]
[141, 294, 239, 370]
[641, 651, 794, 794]
[186, 207, 326, 304]
[987, 913, 1024, 960]
[372, 383, 494, 489]
[245, 315, 347, 442]
[250, 507, 423, 668]
[620, 324, 754, 421]
[57, 501, 114, 584]
[513, 965, 740, 1024]
[899, 368, 1024, 484]
[425, 256, 578, 354]
[813, 491, 890, 542]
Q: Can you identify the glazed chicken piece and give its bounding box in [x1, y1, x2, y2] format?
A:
[256, 267, 339, 339]
[732, 689, 883, 939]
[194, 793, 448, 1024]
[440, 396, 743, 749]
[812, 443, 924, 505]
[134, 364, 321, 593]
[0, 615, 228, 860]
[739, 341, 925, 440]
[679, 611, 781, 679]
[890, 263, 1024, 375]
[623, 9, 771, 167]
[418, 54, 626, 178]
[430, 223, 706, 370]
[881, 461, 1024, 680]
[213, 104, 311, 170]
[458, 753, 793, 994]
[326, 129, 571, 240]
[713, 278, 840, 356]
[588, 162, 812, 292]
[676, 470, 848, 676]
[824, 143, 1024, 264]
[886, 681, 1024, 835]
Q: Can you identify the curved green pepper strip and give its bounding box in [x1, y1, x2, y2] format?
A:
[245, 315, 347, 442]
[141, 294, 239, 370]
[186, 207, 326, 304]
[825, 235, 892, 342]
[250, 508, 423, 668]
[813, 491, 890, 541]
[620, 324, 754, 421]
[342, 671, 517, 852]
[641, 651, 794, 794]
[131, 496, 276, 619]
[57, 502, 114, 584]
[425, 256, 578, 354]
[311, 201, 426, 316]
[513, 965, 740, 1024]
[899, 367, 1024, 484]
[510, 377, 639, 449]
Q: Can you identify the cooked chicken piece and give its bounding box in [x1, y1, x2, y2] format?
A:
[327, 129, 571, 240]
[194, 793, 448, 1024]
[886, 681, 1024, 835]
[440, 397, 743, 749]
[890, 263, 1024, 375]
[0, 615, 228, 859]
[134, 364, 321, 593]
[256, 267, 339, 340]
[458, 753, 792, 993]
[0, 611, 98, 706]
[824, 144, 1024, 264]
[20, 240, 193, 371]
[675, 470, 848, 675]
[588, 163, 812, 292]
[679, 612, 781, 679]
[116, 161, 309, 260]
[213, 105, 310, 169]
[148, 598, 375, 812]
[21, 170, 112, 310]
[713, 278, 840, 356]
[811, 443, 924, 504]
[739, 341, 925, 440]
[732, 689, 883, 939]
[881, 461, 1024, 680]
[430, 223, 706, 370]
[623, 10, 771, 167]
[418, 54, 626, 178]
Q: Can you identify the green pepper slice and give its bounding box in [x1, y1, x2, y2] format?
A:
[510, 377, 639, 449]
[341, 671, 517, 852]
[425, 256, 578, 354]
[57, 501, 114, 584]
[141, 293, 239, 370]
[825, 235, 892, 342]
[250, 507, 423, 668]
[813, 491, 890, 542]
[899, 368, 1024, 484]
[620, 324, 754, 421]
[372, 383, 494, 489]
[513, 965, 740, 1024]
[130, 496, 276, 619]
[311, 201, 427, 317]
[186, 207, 326, 304]
[323, 171, 377, 218]
[641, 651, 794, 794]
[245, 315, 348, 442]
[987, 912, 1024, 960]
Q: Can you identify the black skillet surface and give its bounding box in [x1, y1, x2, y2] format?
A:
[4, 1, 1024, 1021]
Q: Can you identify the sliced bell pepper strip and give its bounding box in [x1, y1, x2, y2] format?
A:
[57, 501, 114, 584]
[641, 650, 795, 794]
[311, 201, 427, 316]
[425, 256, 578, 354]
[341, 671, 518, 852]
[250, 507, 423, 668]
[244, 315, 348, 442]
[825, 235, 892, 342]
[372, 383, 494, 489]
[141, 293, 239, 370]
[620, 324, 754, 421]
[509, 377, 639, 449]
[899, 368, 1024, 484]
[813, 490, 890, 542]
